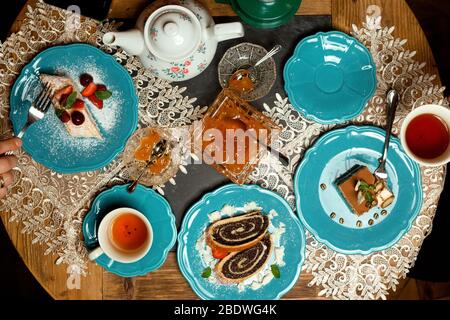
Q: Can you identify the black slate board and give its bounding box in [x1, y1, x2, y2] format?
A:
[162, 16, 331, 246]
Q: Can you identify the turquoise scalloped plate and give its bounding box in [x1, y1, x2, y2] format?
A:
[177, 184, 305, 300]
[83, 184, 176, 277]
[294, 126, 422, 254]
[10, 44, 138, 173]
[284, 31, 376, 124]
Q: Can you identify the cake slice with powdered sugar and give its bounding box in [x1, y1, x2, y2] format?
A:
[40, 74, 102, 139]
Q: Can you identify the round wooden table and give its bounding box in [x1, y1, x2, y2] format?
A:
[2, 0, 442, 299]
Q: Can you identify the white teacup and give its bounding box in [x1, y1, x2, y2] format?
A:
[88, 207, 153, 263]
[400, 104, 450, 167]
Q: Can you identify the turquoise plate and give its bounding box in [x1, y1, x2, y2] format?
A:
[83, 184, 176, 277]
[284, 31, 376, 124]
[177, 184, 305, 300]
[10, 44, 138, 173]
[294, 126, 422, 254]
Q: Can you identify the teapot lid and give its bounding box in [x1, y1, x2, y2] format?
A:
[144, 5, 202, 62]
[222, 0, 301, 29]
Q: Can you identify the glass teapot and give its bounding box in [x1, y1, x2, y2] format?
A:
[103, 0, 244, 81]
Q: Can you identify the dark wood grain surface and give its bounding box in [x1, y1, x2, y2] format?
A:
[0, 0, 448, 300]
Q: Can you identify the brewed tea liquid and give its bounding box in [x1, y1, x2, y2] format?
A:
[111, 213, 148, 252]
[405, 113, 449, 159]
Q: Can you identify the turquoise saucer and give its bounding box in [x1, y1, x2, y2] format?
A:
[284, 31, 376, 124]
[83, 184, 176, 277]
[294, 126, 422, 254]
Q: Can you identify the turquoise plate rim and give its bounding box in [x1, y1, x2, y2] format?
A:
[177, 183, 306, 300]
[283, 31, 377, 124]
[9, 43, 138, 173]
[82, 184, 177, 277]
[293, 125, 423, 255]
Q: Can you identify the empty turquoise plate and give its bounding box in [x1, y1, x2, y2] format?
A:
[177, 184, 305, 300]
[294, 126, 422, 254]
[10, 44, 138, 173]
[284, 31, 376, 124]
[83, 184, 176, 277]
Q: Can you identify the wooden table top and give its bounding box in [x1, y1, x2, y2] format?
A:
[2, 0, 441, 300]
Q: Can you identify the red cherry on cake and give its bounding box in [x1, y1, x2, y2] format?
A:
[60, 111, 71, 123]
[72, 99, 85, 109]
[60, 93, 70, 106]
[71, 110, 85, 126]
[96, 84, 107, 91]
[79, 73, 93, 87]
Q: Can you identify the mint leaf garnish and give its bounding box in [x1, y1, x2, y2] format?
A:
[358, 180, 376, 207]
[271, 264, 281, 278]
[364, 192, 374, 203]
[64, 92, 77, 109]
[359, 180, 369, 188]
[95, 90, 112, 100]
[55, 109, 64, 117]
[201, 267, 211, 278]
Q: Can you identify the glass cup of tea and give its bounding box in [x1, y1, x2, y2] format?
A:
[88, 207, 153, 263]
[400, 104, 450, 166]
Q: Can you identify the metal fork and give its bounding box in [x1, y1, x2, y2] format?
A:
[5, 83, 53, 155]
[17, 83, 54, 139]
[374, 89, 400, 180]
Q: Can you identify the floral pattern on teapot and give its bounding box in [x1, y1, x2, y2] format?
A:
[161, 52, 208, 80]
[162, 57, 194, 80]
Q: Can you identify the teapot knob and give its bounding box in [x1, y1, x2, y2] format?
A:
[163, 22, 179, 37]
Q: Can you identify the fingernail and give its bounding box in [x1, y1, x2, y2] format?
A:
[15, 139, 22, 147]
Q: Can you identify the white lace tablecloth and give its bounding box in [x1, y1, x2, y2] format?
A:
[0, 0, 448, 300]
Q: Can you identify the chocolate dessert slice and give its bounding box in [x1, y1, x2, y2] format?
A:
[215, 233, 272, 284]
[206, 211, 269, 252]
[335, 165, 376, 216]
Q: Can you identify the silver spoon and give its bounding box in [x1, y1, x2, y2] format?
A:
[374, 89, 400, 180]
[235, 45, 282, 80]
[127, 139, 168, 193]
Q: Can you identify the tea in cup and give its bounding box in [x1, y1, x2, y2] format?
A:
[400, 104, 450, 166]
[88, 207, 153, 263]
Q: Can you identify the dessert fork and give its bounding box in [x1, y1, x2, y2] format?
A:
[374, 89, 400, 180]
[5, 83, 54, 155]
[17, 83, 54, 139]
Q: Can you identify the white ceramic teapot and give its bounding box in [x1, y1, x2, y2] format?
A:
[103, 0, 244, 81]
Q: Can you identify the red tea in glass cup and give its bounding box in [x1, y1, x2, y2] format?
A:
[400, 104, 450, 166]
